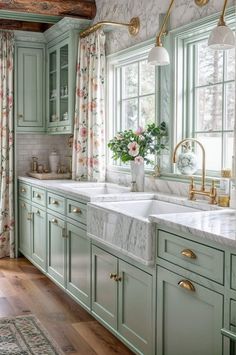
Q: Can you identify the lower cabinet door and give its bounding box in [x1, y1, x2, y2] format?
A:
[66, 223, 90, 308]
[47, 213, 66, 286]
[156, 266, 223, 355]
[31, 206, 46, 271]
[92, 245, 118, 329]
[19, 199, 31, 258]
[118, 260, 153, 354]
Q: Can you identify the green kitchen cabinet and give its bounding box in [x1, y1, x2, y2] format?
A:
[47, 213, 66, 287]
[31, 205, 46, 271]
[66, 222, 91, 309]
[92, 245, 153, 354]
[15, 44, 45, 132]
[18, 199, 32, 258]
[46, 32, 78, 134]
[156, 266, 223, 355]
[118, 260, 153, 354]
[92, 245, 118, 329]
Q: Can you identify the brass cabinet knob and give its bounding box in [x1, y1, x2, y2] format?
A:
[21, 188, 26, 193]
[51, 218, 58, 224]
[35, 193, 41, 199]
[181, 249, 197, 259]
[36, 210, 40, 215]
[178, 280, 195, 292]
[18, 114, 23, 119]
[72, 207, 81, 214]
[114, 275, 122, 282]
[51, 200, 59, 205]
[110, 273, 117, 280]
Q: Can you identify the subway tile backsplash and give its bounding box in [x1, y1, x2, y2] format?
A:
[16, 133, 72, 176]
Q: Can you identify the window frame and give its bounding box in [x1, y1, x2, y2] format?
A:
[106, 39, 160, 172]
[170, 7, 235, 177]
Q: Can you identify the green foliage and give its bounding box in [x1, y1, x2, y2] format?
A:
[108, 122, 168, 164]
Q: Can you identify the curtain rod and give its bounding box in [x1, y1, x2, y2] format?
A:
[79, 17, 140, 38]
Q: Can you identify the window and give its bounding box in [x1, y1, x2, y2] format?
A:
[107, 43, 158, 167]
[190, 39, 235, 172]
[173, 9, 235, 175]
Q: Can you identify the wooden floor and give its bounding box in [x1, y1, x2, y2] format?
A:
[0, 257, 133, 354]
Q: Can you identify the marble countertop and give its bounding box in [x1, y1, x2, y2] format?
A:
[150, 209, 236, 248]
[18, 176, 155, 202]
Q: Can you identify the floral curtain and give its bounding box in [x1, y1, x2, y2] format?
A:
[72, 29, 106, 181]
[0, 32, 15, 258]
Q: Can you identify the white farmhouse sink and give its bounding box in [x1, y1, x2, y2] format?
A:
[99, 199, 199, 220]
[71, 185, 130, 195]
[87, 199, 201, 265]
[56, 182, 130, 195]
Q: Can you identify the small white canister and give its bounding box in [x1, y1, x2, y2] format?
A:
[49, 149, 60, 173]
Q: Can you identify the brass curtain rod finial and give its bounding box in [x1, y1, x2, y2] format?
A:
[128, 17, 140, 36]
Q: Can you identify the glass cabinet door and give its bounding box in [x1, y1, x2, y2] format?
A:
[59, 44, 69, 123]
[49, 50, 57, 123]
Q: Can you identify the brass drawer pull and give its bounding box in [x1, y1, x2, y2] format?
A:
[51, 200, 59, 205]
[72, 207, 81, 214]
[181, 249, 197, 259]
[115, 275, 122, 282]
[110, 273, 117, 280]
[178, 280, 195, 292]
[21, 188, 26, 193]
[51, 218, 58, 224]
[35, 193, 41, 199]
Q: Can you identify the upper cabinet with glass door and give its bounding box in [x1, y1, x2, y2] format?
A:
[47, 32, 78, 134]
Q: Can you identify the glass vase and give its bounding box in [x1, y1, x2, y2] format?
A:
[130, 161, 145, 192]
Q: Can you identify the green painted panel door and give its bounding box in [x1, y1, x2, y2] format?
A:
[118, 260, 153, 354]
[18, 199, 31, 258]
[92, 245, 118, 330]
[47, 214, 66, 287]
[31, 206, 46, 271]
[156, 266, 223, 355]
[16, 46, 44, 131]
[66, 223, 90, 309]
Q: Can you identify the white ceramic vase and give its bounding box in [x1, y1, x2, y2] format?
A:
[130, 161, 145, 192]
[176, 146, 198, 175]
[49, 150, 60, 173]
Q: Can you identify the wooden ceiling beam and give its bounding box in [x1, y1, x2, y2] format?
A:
[0, 0, 96, 20]
[0, 19, 52, 31]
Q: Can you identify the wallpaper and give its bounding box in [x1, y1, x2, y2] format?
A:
[94, 0, 234, 54]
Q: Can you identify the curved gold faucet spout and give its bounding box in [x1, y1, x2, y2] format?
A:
[172, 138, 217, 204]
[172, 138, 205, 191]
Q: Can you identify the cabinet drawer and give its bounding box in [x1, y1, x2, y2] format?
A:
[32, 187, 46, 207]
[157, 230, 224, 284]
[47, 192, 65, 215]
[231, 255, 236, 291]
[67, 199, 87, 225]
[231, 300, 236, 327]
[18, 182, 31, 200]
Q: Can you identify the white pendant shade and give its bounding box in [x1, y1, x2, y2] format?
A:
[208, 25, 235, 50]
[147, 45, 170, 66]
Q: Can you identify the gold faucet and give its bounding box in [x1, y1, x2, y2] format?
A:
[172, 138, 217, 204]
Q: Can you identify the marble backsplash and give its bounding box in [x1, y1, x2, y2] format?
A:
[94, 0, 234, 54]
[106, 168, 190, 197]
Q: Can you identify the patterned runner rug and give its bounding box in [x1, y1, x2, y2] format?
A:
[0, 315, 64, 354]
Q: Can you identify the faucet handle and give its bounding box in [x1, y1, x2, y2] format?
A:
[190, 176, 194, 189]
